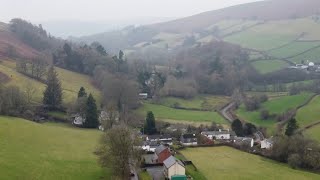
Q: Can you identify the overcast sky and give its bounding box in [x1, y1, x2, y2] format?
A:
[0, 0, 260, 23]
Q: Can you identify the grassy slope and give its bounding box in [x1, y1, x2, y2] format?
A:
[0, 116, 109, 180]
[305, 124, 320, 142]
[224, 18, 320, 51]
[136, 103, 226, 124]
[289, 46, 320, 63]
[237, 93, 312, 134]
[268, 41, 320, 58]
[251, 60, 289, 74]
[0, 59, 101, 104]
[181, 146, 320, 180]
[296, 95, 320, 127]
[159, 95, 229, 110]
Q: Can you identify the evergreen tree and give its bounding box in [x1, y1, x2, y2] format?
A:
[285, 118, 299, 136]
[144, 111, 156, 135]
[43, 66, 62, 108]
[78, 87, 87, 98]
[84, 94, 99, 128]
[231, 119, 244, 136]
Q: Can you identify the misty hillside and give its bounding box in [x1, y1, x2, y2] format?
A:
[150, 0, 320, 33]
[75, 0, 320, 53]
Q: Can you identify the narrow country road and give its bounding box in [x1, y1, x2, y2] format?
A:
[221, 102, 235, 123]
[220, 102, 265, 140]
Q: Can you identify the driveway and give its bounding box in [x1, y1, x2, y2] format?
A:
[146, 166, 164, 180]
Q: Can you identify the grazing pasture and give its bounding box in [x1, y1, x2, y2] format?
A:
[0, 116, 109, 180]
[180, 146, 320, 180]
[296, 95, 320, 127]
[251, 59, 289, 74]
[135, 102, 226, 124]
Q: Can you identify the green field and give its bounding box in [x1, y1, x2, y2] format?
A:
[237, 93, 313, 134]
[288, 46, 320, 63]
[296, 95, 320, 127]
[136, 103, 226, 124]
[0, 116, 109, 179]
[180, 146, 320, 180]
[0, 59, 101, 105]
[224, 18, 320, 51]
[251, 60, 289, 74]
[304, 124, 320, 142]
[267, 41, 320, 59]
[159, 95, 229, 110]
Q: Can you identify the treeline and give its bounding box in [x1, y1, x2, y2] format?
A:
[10, 18, 62, 51]
[16, 58, 48, 81]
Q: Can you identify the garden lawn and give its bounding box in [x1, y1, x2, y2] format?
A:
[0, 116, 109, 180]
[251, 60, 289, 74]
[296, 95, 320, 127]
[136, 103, 226, 124]
[180, 146, 320, 180]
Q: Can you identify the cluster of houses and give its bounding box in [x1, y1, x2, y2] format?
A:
[140, 129, 274, 179]
[289, 61, 320, 72]
[141, 135, 186, 180]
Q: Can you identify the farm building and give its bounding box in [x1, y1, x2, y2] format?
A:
[261, 138, 273, 149]
[147, 134, 173, 145]
[163, 156, 185, 180]
[153, 145, 171, 163]
[139, 93, 148, 99]
[180, 134, 197, 146]
[201, 129, 232, 140]
[234, 137, 254, 148]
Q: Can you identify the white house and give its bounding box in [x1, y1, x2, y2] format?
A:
[139, 93, 148, 100]
[163, 156, 185, 180]
[146, 134, 173, 145]
[261, 138, 273, 149]
[201, 129, 231, 140]
[72, 114, 85, 126]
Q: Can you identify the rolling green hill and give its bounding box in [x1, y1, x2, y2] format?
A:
[181, 146, 320, 180]
[236, 93, 313, 135]
[0, 59, 101, 104]
[0, 116, 109, 179]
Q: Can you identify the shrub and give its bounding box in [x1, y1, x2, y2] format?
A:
[260, 109, 270, 120]
[288, 153, 301, 169]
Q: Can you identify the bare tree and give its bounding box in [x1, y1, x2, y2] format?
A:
[24, 83, 36, 104]
[95, 125, 141, 179]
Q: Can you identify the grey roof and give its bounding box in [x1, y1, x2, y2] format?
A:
[163, 156, 184, 169]
[155, 145, 167, 155]
[148, 134, 172, 140]
[201, 131, 231, 136]
[182, 133, 196, 139]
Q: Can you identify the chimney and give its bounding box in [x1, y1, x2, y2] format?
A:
[219, 129, 221, 132]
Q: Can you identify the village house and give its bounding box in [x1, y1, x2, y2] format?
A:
[234, 137, 254, 148]
[139, 93, 148, 100]
[147, 134, 173, 145]
[163, 156, 186, 180]
[72, 114, 85, 126]
[261, 138, 273, 149]
[141, 141, 158, 152]
[201, 129, 232, 140]
[180, 134, 197, 146]
[153, 145, 171, 163]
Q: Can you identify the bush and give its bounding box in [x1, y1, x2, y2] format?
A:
[244, 98, 260, 111]
[288, 153, 301, 169]
[260, 109, 270, 120]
